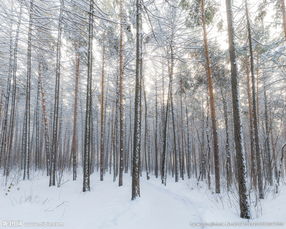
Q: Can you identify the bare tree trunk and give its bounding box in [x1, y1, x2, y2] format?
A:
[161, 88, 170, 185]
[83, 0, 94, 192]
[270, 109, 278, 183]
[33, 73, 41, 170]
[5, 2, 23, 178]
[23, 0, 34, 180]
[169, 44, 179, 183]
[131, 0, 141, 200]
[154, 77, 159, 178]
[118, 0, 125, 186]
[100, 45, 105, 181]
[221, 88, 232, 191]
[197, 101, 206, 181]
[50, 0, 64, 186]
[143, 80, 150, 180]
[185, 101, 191, 179]
[246, 62, 257, 189]
[71, 49, 80, 181]
[281, 0, 286, 39]
[1, 2, 14, 171]
[201, 0, 220, 193]
[39, 73, 50, 176]
[246, 0, 264, 199]
[263, 84, 273, 185]
[225, 0, 250, 219]
[206, 105, 211, 190]
[179, 81, 185, 180]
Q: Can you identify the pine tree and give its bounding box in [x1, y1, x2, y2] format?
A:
[23, 0, 34, 180]
[245, 0, 264, 199]
[83, 0, 94, 192]
[200, 0, 220, 193]
[50, 0, 64, 186]
[118, 0, 125, 186]
[225, 0, 251, 219]
[131, 0, 142, 200]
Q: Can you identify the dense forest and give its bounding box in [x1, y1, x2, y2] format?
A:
[0, 0, 286, 224]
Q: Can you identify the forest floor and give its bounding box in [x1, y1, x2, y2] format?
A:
[0, 172, 285, 229]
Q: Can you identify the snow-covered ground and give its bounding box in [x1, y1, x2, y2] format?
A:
[0, 173, 285, 229]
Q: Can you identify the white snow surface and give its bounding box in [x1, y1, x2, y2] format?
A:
[0, 173, 285, 229]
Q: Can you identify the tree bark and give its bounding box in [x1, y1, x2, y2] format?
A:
[131, 0, 141, 200]
[119, 0, 125, 186]
[200, 0, 220, 193]
[50, 0, 64, 186]
[100, 44, 105, 181]
[83, 0, 94, 192]
[225, 0, 251, 219]
[245, 61, 257, 189]
[245, 0, 264, 199]
[71, 49, 80, 181]
[23, 0, 34, 180]
[281, 0, 286, 39]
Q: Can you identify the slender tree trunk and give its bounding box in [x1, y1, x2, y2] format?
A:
[179, 82, 185, 180]
[143, 80, 150, 180]
[225, 0, 250, 219]
[118, 0, 125, 186]
[39, 72, 50, 176]
[246, 0, 264, 199]
[161, 89, 170, 185]
[23, 0, 34, 180]
[263, 84, 273, 185]
[169, 44, 179, 183]
[221, 88, 232, 191]
[270, 109, 278, 183]
[71, 49, 80, 181]
[185, 101, 191, 179]
[33, 74, 41, 170]
[154, 77, 159, 178]
[281, 0, 286, 39]
[131, 0, 141, 200]
[201, 0, 220, 193]
[83, 0, 94, 192]
[246, 62, 257, 189]
[50, 0, 64, 186]
[100, 45, 105, 181]
[5, 2, 23, 178]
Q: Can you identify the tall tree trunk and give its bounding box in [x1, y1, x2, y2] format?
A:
[71, 49, 80, 181]
[221, 88, 232, 191]
[263, 84, 273, 185]
[5, 2, 23, 178]
[131, 0, 141, 200]
[50, 0, 64, 187]
[201, 0, 220, 193]
[100, 45, 105, 181]
[246, 0, 264, 199]
[143, 80, 150, 180]
[39, 72, 50, 176]
[179, 81, 185, 180]
[83, 0, 94, 192]
[161, 88, 170, 185]
[246, 62, 257, 189]
[225, 0, 251, 219]
[0, 2, 14, 171]
[23, 0, 34, 180]
[270, 109, 278, 183]
[185, 101, 191, 179]
[33, 73, 41, 170]
[154, 77, 159, 178]
[169, 44, 179, 183]
[118, 0, 125, 186]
